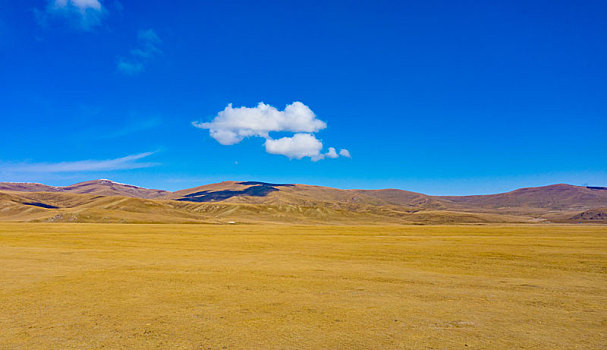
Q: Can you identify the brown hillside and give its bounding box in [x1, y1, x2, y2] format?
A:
[62, 179, 169, 198]
[439, 184, 607, 210]
[352, 189, 450, 209]
[0, 190, 529, 224]
[1, 180, 606, 224]
[0, 182, 61, 193]
[0, 179, 168, 199]
[568, 208, 607, 223]
[168, 181, 388, 207]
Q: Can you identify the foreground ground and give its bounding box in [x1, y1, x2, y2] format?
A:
[0, 224, 605, 349]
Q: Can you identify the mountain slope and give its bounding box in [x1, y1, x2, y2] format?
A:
[438, 184, 607, 210]
[352, 189, 450, 209]
[0, 182, 61, 193]
[62, 180, 169, 198]
[0, 190, 528, 224]
[1, 180, 606, 224]
[168, 181, 391, 207]
[0, 179, 168, 199]
[568, 208, 607, 223]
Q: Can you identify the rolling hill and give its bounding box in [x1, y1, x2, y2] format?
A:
[567, 208, 607, 223]
[1, 180, 606, 224]
[0, 179, 168, 199]
[439, 184, 607, 210]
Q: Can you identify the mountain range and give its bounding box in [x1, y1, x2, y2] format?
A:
[1, 179, 606, 224]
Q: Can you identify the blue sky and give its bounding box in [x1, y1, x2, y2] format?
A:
[0, 0, 605, 195]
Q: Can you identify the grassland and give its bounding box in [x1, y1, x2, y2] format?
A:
[0, 224, 605, 349]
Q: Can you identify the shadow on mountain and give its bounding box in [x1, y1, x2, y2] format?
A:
[238, 181, 294, 187]
[177, 182, 294, 202]
[23, 202, 59, 209]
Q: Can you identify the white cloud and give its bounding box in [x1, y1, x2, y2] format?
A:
[54, 0, 102, 10]
[326, 147, 338, 159]
[1, 152, 157, 173]
[41, 0, 105, 30]
[118, 29, 162, 75]
[193, 102, 350, 161]
[193, 102, 326, 145]
[264, 133, 324, 160]
[339, 149, 351, 158]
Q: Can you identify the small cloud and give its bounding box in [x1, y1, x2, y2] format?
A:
[136, 29, 161, 51]
[1, 152, 157, 173]
[326, 147, 339, 159]
[193, 101, 349, 161]
[38, 0, 106, 30]
[339, 149, 351, 158]
[117, 29, 162, 75]
[116, 60, 144, 75]
[265, 133, 324, 160]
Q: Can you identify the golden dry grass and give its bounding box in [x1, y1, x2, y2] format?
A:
[0, 224, 606, 349]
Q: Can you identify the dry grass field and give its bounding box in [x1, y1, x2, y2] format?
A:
[0, 224, 605, 349]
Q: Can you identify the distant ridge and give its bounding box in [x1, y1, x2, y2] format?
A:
[0, 182, 61, 193]
[0, 179, 168, 199]
[1, 180, 606, 224]
[439, 184, 607, 210]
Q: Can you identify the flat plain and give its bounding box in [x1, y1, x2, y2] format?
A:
[0, 223, 605, 349]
